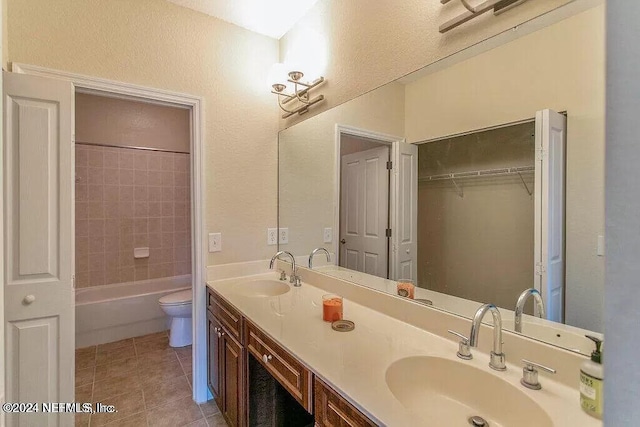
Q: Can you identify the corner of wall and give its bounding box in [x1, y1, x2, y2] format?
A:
[2, 0, 7, 70]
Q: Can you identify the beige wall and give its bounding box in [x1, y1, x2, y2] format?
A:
[76, 93, 191, 153]
[417, 123, 536, 311]
[405, 5, 606, 331]
[6, 0, 279, 265]
[278, 0, 574, 128]
[339, 135, 387, 157]
[279, 82, 405, 257]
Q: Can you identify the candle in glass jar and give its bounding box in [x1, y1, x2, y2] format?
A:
[322, 294, 343, 322]
[397, 279, 415, 299]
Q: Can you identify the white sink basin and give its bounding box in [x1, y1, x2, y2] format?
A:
[385, 356, 553, 427]
[233, 280, 290, 298]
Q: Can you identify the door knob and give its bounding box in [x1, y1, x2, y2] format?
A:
[23, 295, 36, 305]
[340, 239, 346, 244]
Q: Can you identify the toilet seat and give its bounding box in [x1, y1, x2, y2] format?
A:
[159, 289, 192, 306]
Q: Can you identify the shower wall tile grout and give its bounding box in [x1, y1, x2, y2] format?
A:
[75, 144, 191, 288]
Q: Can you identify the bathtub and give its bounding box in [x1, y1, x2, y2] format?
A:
[75, 275, 191, 348]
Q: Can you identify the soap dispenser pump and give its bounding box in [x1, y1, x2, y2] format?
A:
[580, 335, 603, 419]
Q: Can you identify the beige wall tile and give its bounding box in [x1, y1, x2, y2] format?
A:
[76, 145, 191, 286]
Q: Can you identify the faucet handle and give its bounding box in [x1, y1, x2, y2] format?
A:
[279, 270, 287, 281]
[448, 330, 473, 360]
[521, 359, 556, 390]
[290, 274, 301, 287]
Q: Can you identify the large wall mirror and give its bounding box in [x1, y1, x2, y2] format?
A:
[278, 2, 605, 356]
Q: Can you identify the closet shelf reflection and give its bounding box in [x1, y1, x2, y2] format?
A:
[418, 165, 534, 182]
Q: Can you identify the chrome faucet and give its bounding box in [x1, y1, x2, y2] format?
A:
[469, 303, 506, 371]
[269, 251, 301, 287]
[514, 288, 545, 333]
[308, 247, 331, 268]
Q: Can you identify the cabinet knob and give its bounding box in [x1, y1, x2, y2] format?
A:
[217, 332, 222, 338]
[23, 295, 36, 305]
[262, 354, 272, 364]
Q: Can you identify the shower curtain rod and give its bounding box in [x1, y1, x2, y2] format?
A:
[75, 141, 189, 155]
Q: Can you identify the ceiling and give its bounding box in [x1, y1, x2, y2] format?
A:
[166, 0, 321, 39]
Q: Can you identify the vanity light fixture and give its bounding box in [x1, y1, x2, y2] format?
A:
[271, 69, 325, 119]
[440, 0, 529, 33]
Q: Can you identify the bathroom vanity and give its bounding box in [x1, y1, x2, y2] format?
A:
[207, 267, 601, 426]
[207, 285, 372, 426]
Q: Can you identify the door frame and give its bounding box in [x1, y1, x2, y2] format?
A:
[11, 63, 209, 403]
[334, 124, 404, 275]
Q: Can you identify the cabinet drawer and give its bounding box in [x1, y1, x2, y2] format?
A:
[315, 377, 378, 427]
[245, 320, 313, 412]
[208, 288, 243, 343]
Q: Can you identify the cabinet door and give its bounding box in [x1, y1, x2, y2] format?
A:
[207, 310, 223, 408]
[315, 377, 377, 427]
[222, 332, 244, 427]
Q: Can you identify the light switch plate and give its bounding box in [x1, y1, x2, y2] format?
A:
[209, 232, 221, 252]
[267, 228, 278, 246]
[323, 227, 333, 243]
[278, 228, 289, 244]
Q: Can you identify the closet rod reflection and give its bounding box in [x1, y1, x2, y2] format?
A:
[75, 141, 189, 155]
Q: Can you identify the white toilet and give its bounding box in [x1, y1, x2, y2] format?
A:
[158, 289, 193, 347]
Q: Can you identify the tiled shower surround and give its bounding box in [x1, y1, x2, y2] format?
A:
[75, 144, 191, 288]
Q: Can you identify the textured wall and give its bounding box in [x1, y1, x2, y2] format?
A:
[76, 93, 191, 154]
[278, 0, 574, 128]
[6, 0, 279, 265]
[405, 5, 605, 331]
[75, 145, 191, 288]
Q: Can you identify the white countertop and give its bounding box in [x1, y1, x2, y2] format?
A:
[315, 264, 602, 355]
[207, 272, 601, 426]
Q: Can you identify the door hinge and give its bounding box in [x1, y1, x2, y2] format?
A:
[386, 228, 392, 238]
[386, 161, 393, 170]
[535, 262, 545, 276]
[536, 148, 547, 161]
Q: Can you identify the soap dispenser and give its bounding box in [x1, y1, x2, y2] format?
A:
[580, 335, 603, 419]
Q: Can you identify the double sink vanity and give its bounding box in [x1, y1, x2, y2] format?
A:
[206, 259, 601, 426]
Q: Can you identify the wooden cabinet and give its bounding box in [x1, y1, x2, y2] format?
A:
[208, 287, 376, 427]
[222, 331, 243, 427]
[314, 378, 378, 427]
[207, 310, 223, 409]
[245, 319, 313, 412]
[207, 289, 245, 427]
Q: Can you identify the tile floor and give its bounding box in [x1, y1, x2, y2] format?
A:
[75, 331, 226, 427]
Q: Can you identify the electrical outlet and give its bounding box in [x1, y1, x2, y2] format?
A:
[209, 232, 222, 253]
[267, 228, 278, 246]
[323, 227, 333, 243]
[278, 228, 289, 244]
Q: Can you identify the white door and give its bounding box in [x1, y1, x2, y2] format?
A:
[4, 71, 75, 426]
[390, 141, 418, 281]
[339, 146, 390, 277]
[534, 109, 566, 322]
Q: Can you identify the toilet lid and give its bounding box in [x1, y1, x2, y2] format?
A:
[159, 289, 192, 305]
